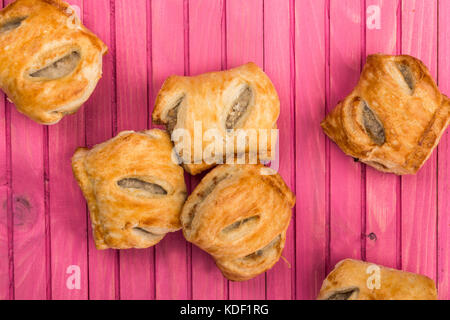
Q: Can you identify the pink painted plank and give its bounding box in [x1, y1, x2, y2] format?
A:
[401, 0, 437, 281]
[0, 0, 9, 301]
[437, 0, 449, 300]
[151, 0, 189, 300]
[10, 103, 46, 299]
[47, 0, 88, 300]
[3, 0, 46, 300]
[0, 186, 8, 300]
[364, 0, 399, 268]
[0, 2, 4, 189]
[0, 0, 445, 301]
[115, 0, 154, 300]
[48, 0, 88, 300]
[294, 0, 327, 300]
[226, 0, 265, 300]
[264, 0, 295, 300]
[115, 0, 148, 132]
[329, 0, 363, 268]
[83, 0, 117, 300]
[188, 0, 227, 300]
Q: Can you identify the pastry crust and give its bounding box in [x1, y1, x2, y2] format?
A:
[0, 0, 107, 124]
[72, 130, 187, 250]
[321, 54, 450, 175]
[317, 259, 437, 300]
[152, 63, 280, 175]
[180, 164, 295, 281]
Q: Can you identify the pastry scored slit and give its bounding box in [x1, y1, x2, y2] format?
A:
[222, 216, 260, 234]
[185, 174, 229, 231]
[326, 287, 360, 300]
[166, 96, 184, 134]
[362, 100, 386, 146]
[132, 227, 164, 240]
[226, 86, 253, 129]
[29, 51, 81, 80]
[243, 234, 281, 261]
[117, 178, 167, 196]
[396, 62, 415, 92]
[220, 216, 260, 241]
[0, 16, 27, 33]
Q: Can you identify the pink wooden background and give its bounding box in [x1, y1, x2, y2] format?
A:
[0, 0, 448, 300]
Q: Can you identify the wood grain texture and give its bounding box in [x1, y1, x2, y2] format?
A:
[226, 0, 266, 300]
[10, 109, 46, 300]
[437, 0, 449, 301]
[48, 0, 88, 300]
[3, 0, 47, 301]
[328, 0, 363, 269]
[151, 0, 189, 300]
[0, 0, 9, 301]
[115, 0, 154, 300]
[294, 0, 327, 300]
[364, 0, 399, 269]
[83, 0, 117, 300]
[264, 0, 295, 300]
[400, 0, 437, 281]
[0, 186, 8, 300]
[0, 0, 447, 300]
[188, 0, 227, 300]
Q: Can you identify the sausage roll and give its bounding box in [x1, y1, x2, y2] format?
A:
[152, 63, 280, 175]
[317, 259, 438, 300]
[181, 164, 295, 281]
[0, 0, 107, 124]
[321, 54, 450, 175]
[72, 130, 187, 250]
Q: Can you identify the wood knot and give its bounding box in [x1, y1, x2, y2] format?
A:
[367, 232, 377, 241]
[13, 196, 36, 227]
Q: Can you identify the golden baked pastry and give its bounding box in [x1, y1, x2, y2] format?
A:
[317, 259, 437, 300]
[152, 63, 280, 175]
[0, 0, 107, 124]
[321, 54, 450, 175]
[181, 164, 295, 281]
[72, 130, 187, 250]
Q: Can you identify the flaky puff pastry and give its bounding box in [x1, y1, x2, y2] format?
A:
[317, 259, 437, 300]
[72, 130, 187, 250]
[0, 0, 107, 124]
[321, 54, 450, 175]
[181, 165, 295, 281]
[153, 63, 280, 175]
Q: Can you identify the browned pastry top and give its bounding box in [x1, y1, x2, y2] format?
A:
[181, 164, 295, 281]
[317, 259, 438, 300]
[0, 0, 107, 124]
[72, 130, 187, 250]
[152, 63, 280, 175]
[321, 54, 450, 174]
